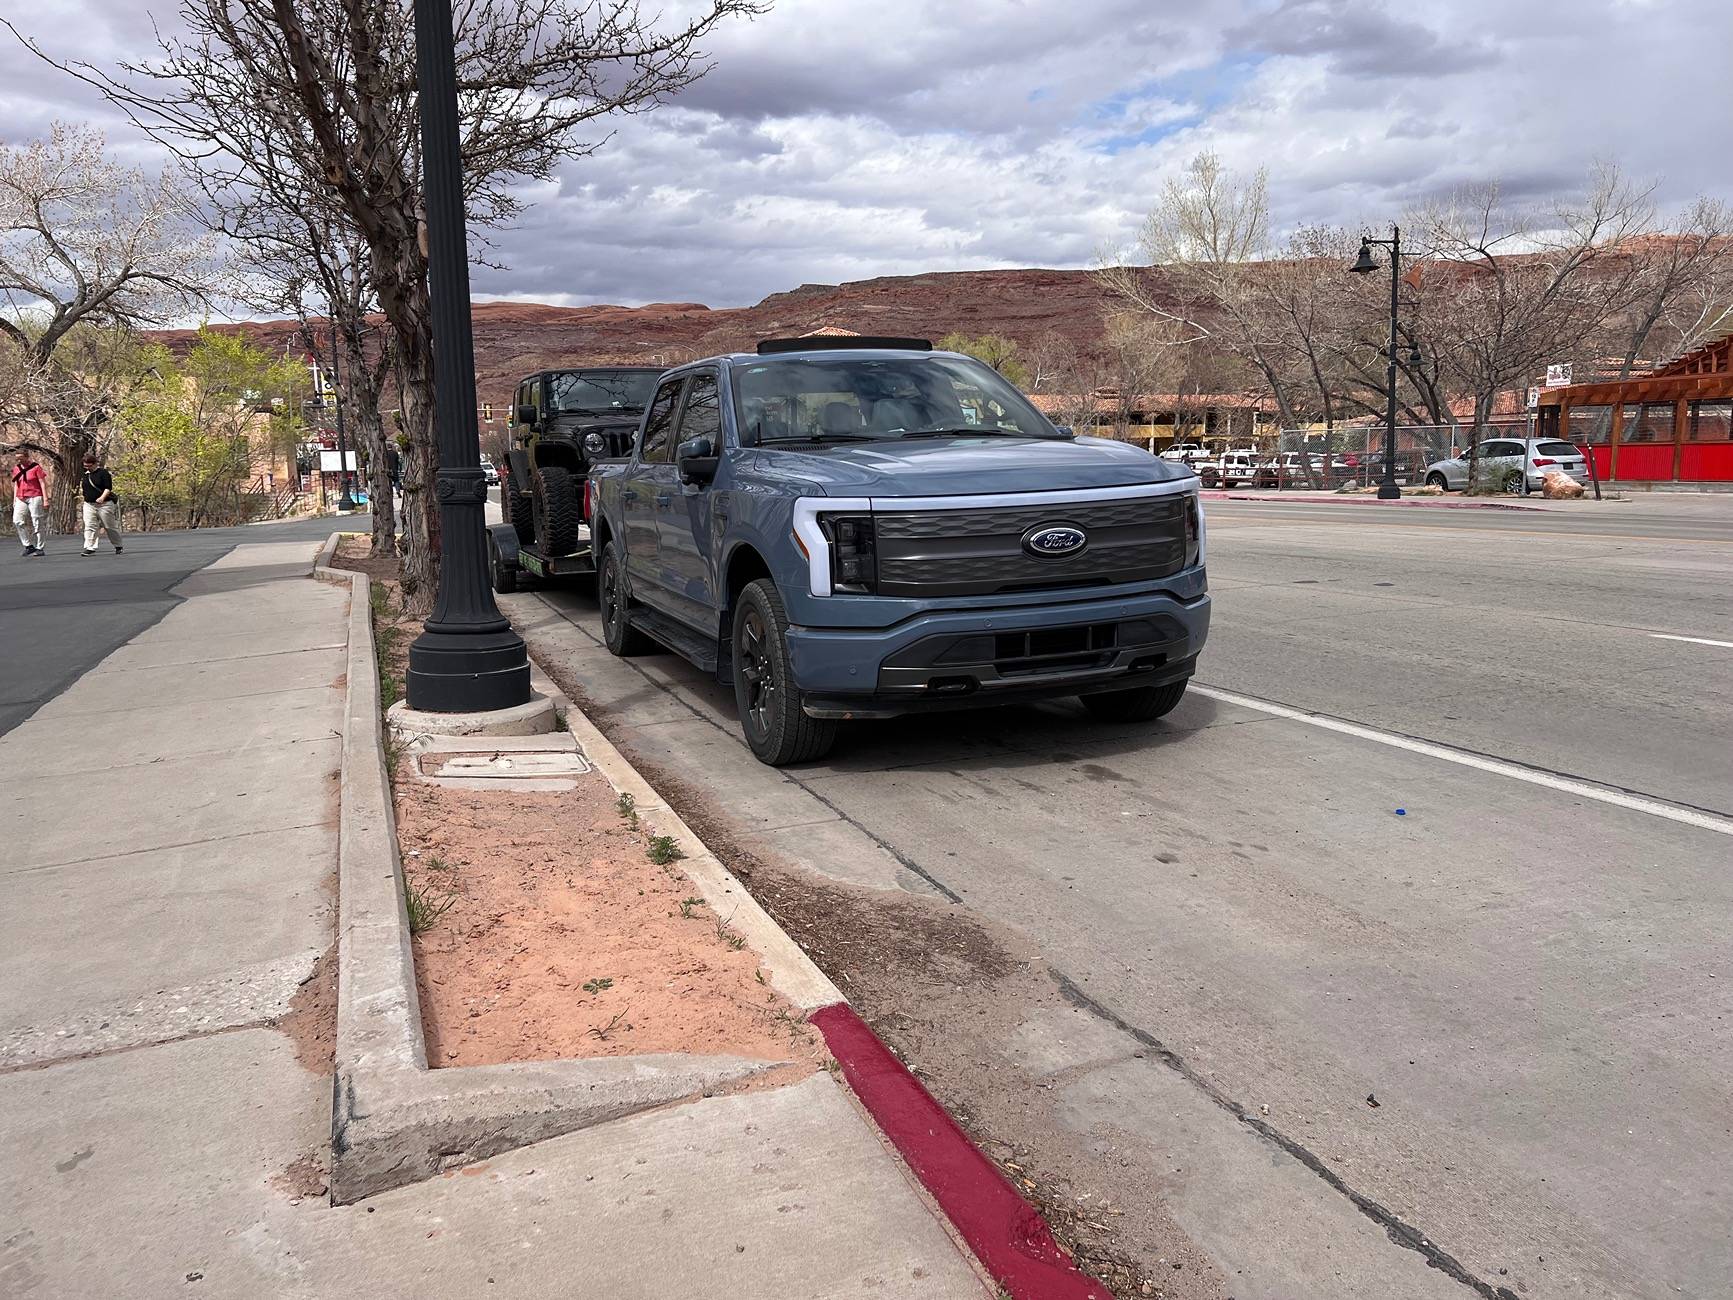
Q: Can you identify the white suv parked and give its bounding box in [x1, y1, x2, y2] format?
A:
[1424, 438, 1591, 495]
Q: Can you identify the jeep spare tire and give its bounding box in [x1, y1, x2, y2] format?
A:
[503, 473, 536, 545]
[531, 465, 581, 557]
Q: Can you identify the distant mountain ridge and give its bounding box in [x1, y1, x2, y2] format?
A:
[152, 267, 1134, 410]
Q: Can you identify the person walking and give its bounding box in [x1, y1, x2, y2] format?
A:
[80, 453, 123, 556]
[11, 448, 49, 557]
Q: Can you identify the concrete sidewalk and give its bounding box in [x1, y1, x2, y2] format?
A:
[0, 538, 991, 1299]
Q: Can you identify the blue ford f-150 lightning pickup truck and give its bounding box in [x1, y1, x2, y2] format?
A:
[587, 336, 1209, 765]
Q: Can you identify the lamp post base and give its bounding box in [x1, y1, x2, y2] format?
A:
[404, 628, 531, 713]
[1376, 483, 1402, 500]
[386, 691, 556, 741]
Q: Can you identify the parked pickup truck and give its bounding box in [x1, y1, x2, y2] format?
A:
[588, 337, 1210, 765]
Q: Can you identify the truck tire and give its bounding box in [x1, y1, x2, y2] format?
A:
[598, 542, 652, 656]
[531, 465, 582, 556]
[1080, 679, 1188, 724]
[488, 532, 517, 594]
[503, 473, 536, 544]
[733, 579, 837, 766]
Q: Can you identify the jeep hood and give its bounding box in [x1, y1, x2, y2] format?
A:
[753, 434, 1193, 498]
[548, 413, 641, 434]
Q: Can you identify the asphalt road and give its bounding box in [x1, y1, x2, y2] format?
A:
[516, 491, 1733, 1300]
[0, 515, 347, 737]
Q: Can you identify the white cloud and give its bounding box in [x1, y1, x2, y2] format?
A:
[2, 0, 1726, 311]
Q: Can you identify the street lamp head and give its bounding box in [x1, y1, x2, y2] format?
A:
[1349, 241, 1380, 275]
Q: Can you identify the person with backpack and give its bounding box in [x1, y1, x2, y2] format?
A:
[11, 448, 48, 557]
[80, 453, 123, 555]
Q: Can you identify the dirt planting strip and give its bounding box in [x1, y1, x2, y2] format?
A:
[317, 539, 802, 1203]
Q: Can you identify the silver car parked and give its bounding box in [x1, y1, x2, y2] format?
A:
[1424, 438, 1591, 495]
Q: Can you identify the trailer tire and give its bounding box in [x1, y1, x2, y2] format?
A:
[531, 465, 582, 557]
[488, 532, 518, 594]
[504, 474, 536, 545]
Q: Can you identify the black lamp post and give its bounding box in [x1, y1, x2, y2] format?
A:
[328, 316, 357, 512]
[1349, 226, 1405, 501]
[402, 0, 530, 713]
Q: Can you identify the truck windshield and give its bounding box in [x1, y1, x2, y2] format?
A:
[550, 370, 660, 414]
[733, 354, 1062, 443]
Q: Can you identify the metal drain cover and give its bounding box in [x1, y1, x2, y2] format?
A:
[414, 742, 592, 791]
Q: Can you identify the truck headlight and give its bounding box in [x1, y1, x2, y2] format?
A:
[583, 431, 607, 455]
[1183, 492, 1201, 568]
[820, 513, 878, 594]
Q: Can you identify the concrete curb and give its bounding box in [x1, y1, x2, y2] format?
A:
[313, 539, 778, 1204]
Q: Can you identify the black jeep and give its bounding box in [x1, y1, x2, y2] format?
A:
[502, 367, 663, 555]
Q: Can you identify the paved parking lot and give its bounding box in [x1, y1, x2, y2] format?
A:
[513, 493, 1732, 1300]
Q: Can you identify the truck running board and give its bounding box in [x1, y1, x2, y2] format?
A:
[628, 607, 720, 675]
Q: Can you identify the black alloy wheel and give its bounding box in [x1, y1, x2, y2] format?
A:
[731, 580, 836, 765]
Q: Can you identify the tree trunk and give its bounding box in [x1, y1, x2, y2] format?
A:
[341, 336, 396, 558]
[367, 246, 439, 615]
[357, 409, 396, 557]
[395, 349, 438, 615]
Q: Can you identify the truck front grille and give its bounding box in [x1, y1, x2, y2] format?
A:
[871, 495, 1188, 597]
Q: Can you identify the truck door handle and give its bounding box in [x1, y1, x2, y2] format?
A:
[655, 493, 673, 506]
[621, 489, 639, 502]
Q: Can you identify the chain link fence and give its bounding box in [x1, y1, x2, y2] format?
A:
[1188, 422, 1535, 489]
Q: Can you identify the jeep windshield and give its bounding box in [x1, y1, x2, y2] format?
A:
[550, 369, 660, 414]
[733, 354, 1064, 444]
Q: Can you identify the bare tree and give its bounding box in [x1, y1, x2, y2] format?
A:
[17, 0, 761, 611]
[226, 195, 398, 555]
[1601, 199, 1733, 375]
[1101, 151, 1312, 434]
[0, 123, 210, 527]
[1411, 163, 1653, 448]
[1022, 330, 1074, 392]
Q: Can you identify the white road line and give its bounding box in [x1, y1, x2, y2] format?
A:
[1649, 633, 1733, 649]
[1189, 684, 1733, 837]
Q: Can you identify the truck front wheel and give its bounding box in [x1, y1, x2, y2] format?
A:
[1080, 679, 1188, 724]
[733, 580, 837, 766]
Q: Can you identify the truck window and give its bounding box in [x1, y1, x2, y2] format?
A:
[678, 373, 722, 443]
[641, 378, 685, 463]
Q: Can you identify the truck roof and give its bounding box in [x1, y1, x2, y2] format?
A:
[675, 345, 965, 372]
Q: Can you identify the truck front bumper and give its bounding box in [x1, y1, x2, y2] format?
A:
[784, 589, 1211, 720]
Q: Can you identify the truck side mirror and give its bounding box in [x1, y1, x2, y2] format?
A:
[677, 435, 719, 485]
[515, 403, 537, 427]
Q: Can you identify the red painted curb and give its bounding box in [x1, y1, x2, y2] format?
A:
[811, 1002, 1113, 1300]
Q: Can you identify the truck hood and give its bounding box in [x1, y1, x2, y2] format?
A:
[753, 434, 1192, 498]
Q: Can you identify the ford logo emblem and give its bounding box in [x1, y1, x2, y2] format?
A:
[1023, 524, 1087, 558]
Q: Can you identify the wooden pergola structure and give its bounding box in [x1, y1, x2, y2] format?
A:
[1537, 333, 1733, 484]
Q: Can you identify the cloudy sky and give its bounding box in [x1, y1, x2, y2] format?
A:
[2, 0, 1726, 311]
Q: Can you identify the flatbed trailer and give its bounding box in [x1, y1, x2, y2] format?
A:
[486, 520, 595, 594]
